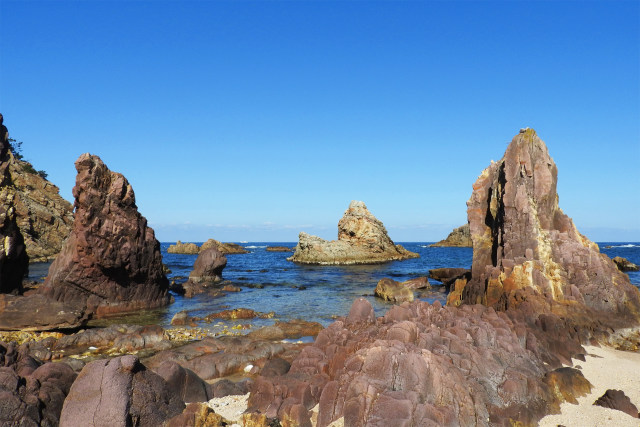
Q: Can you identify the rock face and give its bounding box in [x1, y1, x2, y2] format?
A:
[430, 224, 472, 247]
[451, 129, 640, 328]
[613, 256, 639, 272]
[59, 355, 184, 426]
[288, 201, 419, 265]
[167, 240, 199, 254]
[0, 114, 29, 294]
[0, 293, 87, 331]
[247, 298, 592, 426]
[41, 154, 171, 318]
[201, 238, 249, 254]
[8, 159, 73, 263]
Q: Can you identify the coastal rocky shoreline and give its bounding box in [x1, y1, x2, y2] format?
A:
[0, 117, 639, 426]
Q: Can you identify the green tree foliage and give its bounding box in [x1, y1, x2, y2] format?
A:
[7, 137, 48, 180]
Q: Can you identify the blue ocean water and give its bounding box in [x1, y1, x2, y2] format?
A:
[27, 242, 640, 332]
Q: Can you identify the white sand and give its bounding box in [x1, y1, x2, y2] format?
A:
[539, 345, 640, 427]
[207, 393, 249, 426]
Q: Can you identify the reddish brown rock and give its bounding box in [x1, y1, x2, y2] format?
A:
[0, 114, 29, 294]
[613, 256, 639, 272]
[166, 402, 226, 427]
[204, 308, 274, 321]
[60, 355, 184, 427]
[201, 238, 249, 254]
[41, 154, 170, 318]
[248, 319, 324, 340]
[593, 389, 640, 418]
[288, 201, 419, 265]
[246, 298, 590, 426]
[456, 129, 640, 328]
[0, 341, 77, 426]
[0, 293, 87, 331]
[180, 247, 227, 297]
[428, 267, 470, 286]
[153, 361, 213, 403]
[266, 246, 293, 252]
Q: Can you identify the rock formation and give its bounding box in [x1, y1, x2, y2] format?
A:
[593, 389, 639, 418]
[430, 224, 472, 247]
[613, 256, 639, 272]
[201, 238, 249, 254]
[167, 240, 199, 254]
[8, 158, 73, 263]
[288, 201, 419, 265]
[266, 246, 293, 252]
[41, 154, 171, 318]
[59, 355, 184, 426]
[246, 298, 592, 426]
[0, 114, 29, 294]
[449, 129, 640, 329]
[179, 247, 227, 297]
[374, 277, 415, 303]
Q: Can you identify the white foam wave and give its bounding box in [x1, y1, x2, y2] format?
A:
[608, 244, 640, 248]
[245, 245, 267, 249]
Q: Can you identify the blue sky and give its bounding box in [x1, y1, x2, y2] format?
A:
[1, 1, 638, 242]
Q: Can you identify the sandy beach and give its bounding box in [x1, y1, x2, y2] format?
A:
[539, 345, 640, 427]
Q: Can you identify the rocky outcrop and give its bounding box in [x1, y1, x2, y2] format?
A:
[179, 247, 228, 297]
[0, 293, 87, 331]
[430, 224, 472, 247]
[428, 267, 470, 286]
[374, 277, 415, 303]
[0, 114, 29, 294]
[266, 246, 293, 252]
[201, 238, 249, 254]
[167, 240, 199, 254]
[288, 201, 419, 265]
[450, 129, 640, 330]
[613, 256, 639, 272]
[8, 159, 73, 263]
[246, 298, 592, 426]
[0, 340, 77, 426]
[41, 154, 171, 318]
[167, 239, 249, 255]
[59, 355, 184, 426]
[593, 389, 639, 418]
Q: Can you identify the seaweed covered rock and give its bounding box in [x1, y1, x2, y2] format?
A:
[288, 201, 418, 265]
[451, 129, 640, 329]
[41, 154, 170, 318]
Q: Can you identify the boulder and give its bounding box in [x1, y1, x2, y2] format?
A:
[452, 129, 640, 329]
[167, 240, 199, 254]
[166, 402, 226, 427]
[201, 238, 249, 254]
[41, 154, 171, 318]
[59, 355, 184, 427]
[430, 224, 472, 247]
[288, 201, 419, 265]
[188, 247, 227, 284]
[152, 361, 213, 403]
[593, 389, 639, 418]
[374, 278, 414, 303]
[0, 113, 29, 294]
[248, 319, 324, 340]
[612, 256, 639, 272]
[0, 341, 77, 426]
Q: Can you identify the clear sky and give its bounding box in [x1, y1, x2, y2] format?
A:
[1, 1, 638, 242]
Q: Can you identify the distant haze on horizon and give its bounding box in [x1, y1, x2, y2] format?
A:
[1, 1, 638, 243]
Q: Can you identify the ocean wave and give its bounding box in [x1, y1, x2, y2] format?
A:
[606, 244, 640, 248]
[245, 245, 267, 249]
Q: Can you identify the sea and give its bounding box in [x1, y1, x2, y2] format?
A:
[27, 242, 640, 334]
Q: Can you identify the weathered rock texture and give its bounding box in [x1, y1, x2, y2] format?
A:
[288, 201, 418, 265]
[41, 154, 170, 318]
[613, 256, 639, 272]
[450, 129, 640, 330]
[593, 389, 639, 418]
[247, 298, 592, 426]
[8, 160, 73, 263]
[0, 293, 87, 331]
[59, 355, 184, 426]
[0, 340, 77, 426]
[167, 240, 199, 254]
[373, 277, 429, 304]
[201, 238, 249, 254]
[430, 224, 472, 247]
[0, 114, 29, 294]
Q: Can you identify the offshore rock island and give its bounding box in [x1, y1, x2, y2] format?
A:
[288, 200, 419, 265]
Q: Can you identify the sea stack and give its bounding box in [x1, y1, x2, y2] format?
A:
[0, 113, 29, 294]
[42, 154, 170, 317]
[288, 200, 418, 265]
[449, 129, 640, 325]
[430, 224, 472, 247]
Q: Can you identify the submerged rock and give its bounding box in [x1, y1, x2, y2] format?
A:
[613, 256, 639, 272]
[374, 277, 415, 303]
[428, 267, 470, 286]
[0, 114, 29, 294]
[41, 154, 171, 318]
[451, 129, 640, 329]
[288, 201, 419, 265]
[430, 224, 472, 247]
[266, 246, 293, 252]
